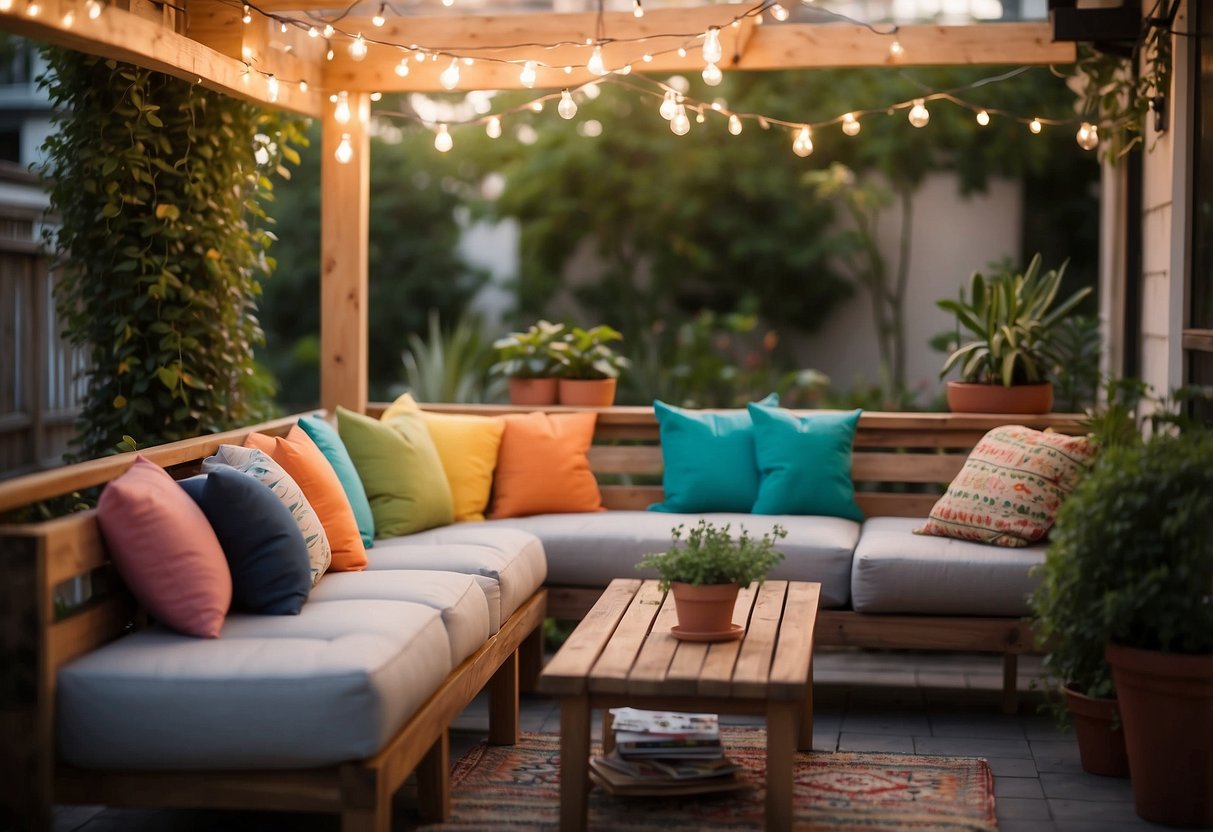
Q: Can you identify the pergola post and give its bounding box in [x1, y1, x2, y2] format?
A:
[320, 93, 371, 416]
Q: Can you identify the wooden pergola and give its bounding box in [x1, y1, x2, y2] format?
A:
[0, 2, 1074, 412]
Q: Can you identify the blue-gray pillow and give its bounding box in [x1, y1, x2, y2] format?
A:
[179, 468, 312, 615]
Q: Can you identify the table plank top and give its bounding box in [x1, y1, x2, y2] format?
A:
[538, 578, 821, 701]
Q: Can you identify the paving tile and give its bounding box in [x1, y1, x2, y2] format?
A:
[1021, 714, 1068, 740]
[914, 671, 968, 689]
[929, 713, 1027, 739]
[1032, 739, 1085, 774]
[1040, 771, 1135, 802]
[837, 732, 916, 753]
[813, 729, 841, 752]
[840, 711, 931, 736]
[995, 776, 1045, 799]
[913, 736, 1033, 759]
[966, 673, 1006, 691]
[998, 820, 1058, 832]
[1048, 798, 1143, 822]
[984, 756, 1040, 777]
[996, 797, 1053, 820]
[1053, 818, 1172, 832]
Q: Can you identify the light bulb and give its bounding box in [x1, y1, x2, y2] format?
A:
[792, 126, 813, 157]
[633, 0, 643, 17]
[976, 109, 990, 126]
[642, 54, 653, 62]
[908, 99, 929, 128]
[587, 45, 607, 76]
[659, 90, 678, 120]
[86, 0, 102, 17]
[564, 66, 573, 74]
[0, 0, 14, 11]
[440, 58, 461, 90]
[434, 124, 453, 152]
[702, 62, 722, 86]
[372, 3, 385, 26]
[677, 47, 687, 58]
[308, 25, 319, 37]
[519, 61, 537, 88]
[61, 8, 73, 25]
[25, 1, 39, 16]
[370, 91, 382, 102]
[442, 0, 453, 6]
[702, 27, 723, 64]
[558, 89, 578, 120]
[486, 116, 502, 139]
[842, 112, 861, 136]
[395, 57, 410, 77]
[326, 45, 335, 61]
[349, 34, 368, 61]
[299, 80, 309, 92]
[334, 133, 354, 164]
[242, 4, 251, 23]
[266, 74, 279, 103]
[1029, 118, 1042, 134]
[771, 3, 789, 20]
[671, 105, 691, 135]
[695, 112, 705, 124]
[728, 114, 743, 135]
[281, 22, 288, 33]
[323, 24, 334, 38]
[582, 82, 600, 100]
[333, 91, 351, 125]
[1076, 122, 1099, 151]
[889, 40, 904, 58]
[530, 100, 544, 113]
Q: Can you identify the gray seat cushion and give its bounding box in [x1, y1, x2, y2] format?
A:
[57, 600, 452, 770]
[481, 511, 859, 609]
[851, 516, 1046, 616]
[311, 570, 490, 663]
[370, 525, 546, 630]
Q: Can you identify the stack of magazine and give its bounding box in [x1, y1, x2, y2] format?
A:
[589, 708, 745, 796]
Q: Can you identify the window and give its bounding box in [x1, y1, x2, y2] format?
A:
[1188, 0, 1213, 424]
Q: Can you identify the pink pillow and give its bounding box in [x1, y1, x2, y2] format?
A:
[96, 456, 232, 638]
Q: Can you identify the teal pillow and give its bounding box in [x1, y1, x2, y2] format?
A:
[748, 404, 864, 522]
[648, 394, 778, 514]
[298, 414, 375, 548]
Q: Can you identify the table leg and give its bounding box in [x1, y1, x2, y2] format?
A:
[559, 695, 591, 832]
[766, 702, 797, 832]
[798, 654, 814, 752]
[601, 708, 616, 755]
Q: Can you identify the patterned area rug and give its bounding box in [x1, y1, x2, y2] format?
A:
[421, 728, 997, 831]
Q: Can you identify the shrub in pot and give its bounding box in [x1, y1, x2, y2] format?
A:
[1045, 426, 1213, 826]
[553, 325, 630, 407]
[937, 255, 1090, 414]
[490, 320, 566, 405]
[637, 520, 785, 641]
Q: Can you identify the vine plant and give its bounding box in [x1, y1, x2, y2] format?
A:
[39, 50, 306, 460]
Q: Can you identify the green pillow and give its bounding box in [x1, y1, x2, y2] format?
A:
[648, 394, 778, 514]
[336, 407, 454, 538]
[298, 414, 375, 548]
[748, 404, 864, 522]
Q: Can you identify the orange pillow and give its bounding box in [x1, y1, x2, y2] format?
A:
[488, 411, 603, 519]
[246, 426, 368, 572]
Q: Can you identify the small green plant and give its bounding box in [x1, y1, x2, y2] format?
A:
[637, 520, 786, 590]
[938, 254, 1091, 387]
[490, 320, 566, 379]
[401, 310, 503, 403]
[555, 324, 631, 380]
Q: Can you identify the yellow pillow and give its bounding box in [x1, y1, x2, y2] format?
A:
[382, 394, 505, 522]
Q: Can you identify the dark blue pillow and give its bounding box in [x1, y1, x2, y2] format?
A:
[178, 468, 312, 615]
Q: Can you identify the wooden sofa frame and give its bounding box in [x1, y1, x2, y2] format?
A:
[0, 414, 547, 832]
[387, 404, 1084, 715]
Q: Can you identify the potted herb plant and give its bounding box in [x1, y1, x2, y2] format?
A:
[553, 324, 630, 407]
[937, 254, 1090, 414]
[637, 521, 785, 641]
[1043, 424, 1213, 826]
[490, 320, 566, 406]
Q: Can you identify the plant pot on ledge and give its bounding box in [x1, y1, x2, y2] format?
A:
[508, 377, 558, 406]
[558, 377, 617, 407]
[946, 381, 1054, 414]
[1062, 684, 1129, 778]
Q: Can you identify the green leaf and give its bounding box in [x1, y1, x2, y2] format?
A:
[156, 365, 179, 390]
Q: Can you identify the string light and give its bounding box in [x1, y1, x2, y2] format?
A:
[333, 91, 351, 125]
[558, 89, 578, 119]
[976, 110, 990, 126]
[633, 0, 643, 17]
[61, 8, 73, 25]
[242, 4, 251, 23]
[642, 54, 653, 62]
[587, 45, 607, 77]
[519, 61, 537, 88]
[266, 74, 279, 103]
[677, 47, 687, 58]
[281, 22, 287, 33]
[372, 3, 386, 27]
[1029, 117, 1042, 134]
[771, 3, 790, 21]
[842, 112, 861, 136]
[531, 100, 544, 112]
[792, 125, 813, 157]
[349, 34, 368, 62]
[486, 116, 502, 138]
[0, 1, 14, 12]
[908, 98, 929, 128]
[307, 26, 318, 37]
[299, 80, 309, 92]
[334, 133, 354, 164]
[25, 1, 39, 16]
[322, 24, 334, 38]
[728, 114, 743, 135]
[702, 27, 723, 64]
[370, 91, 382, 102]
[659, 90, 679, 120]
[702, 63, 722, 86]
[889, 40, 904, 58]
[1076, 122, 1099, 151]
[442, 0, 454, 6]
[671, 105, 691, 136]
[440, 58, 461, 90]
[326, 43, 335, 62]
[695, 111, 705, 124]
[86, 0, 101, 17]
[434, 124, 453, 152]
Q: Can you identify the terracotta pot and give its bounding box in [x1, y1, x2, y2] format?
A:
[558, 378, 617, 407]
[1062, 684, 1129, 778]
[1106, 642, 1213, 827]
[945, 381, 1054, 414]
[670, 582, 739, 636]
[509, 377, 558, 406]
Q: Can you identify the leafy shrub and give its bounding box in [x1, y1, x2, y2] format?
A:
[637, 520, 786, 590]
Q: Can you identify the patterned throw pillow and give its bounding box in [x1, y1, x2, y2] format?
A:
[915, 425, 1096, 548]
[203, 444, 332, 584]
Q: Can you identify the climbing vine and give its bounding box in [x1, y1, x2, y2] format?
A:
[39, 50, 306, 459]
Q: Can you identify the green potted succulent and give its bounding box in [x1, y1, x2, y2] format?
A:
[1041, 425, 1213, 826]
[490, 320, 567, 406]
[637, 521, 785, 641]
[553, 324, 630, 407]
[937, 254, 1090, 414]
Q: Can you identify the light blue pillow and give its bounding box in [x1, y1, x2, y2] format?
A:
[748, 404, 864, 521]
[648, 394, 778, 514]
[298, 414, 375, 548]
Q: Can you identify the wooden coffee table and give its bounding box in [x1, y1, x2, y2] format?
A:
[538, 578, 821, 832]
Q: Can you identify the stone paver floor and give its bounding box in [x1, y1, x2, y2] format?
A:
[52, 649, 1184, 832]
